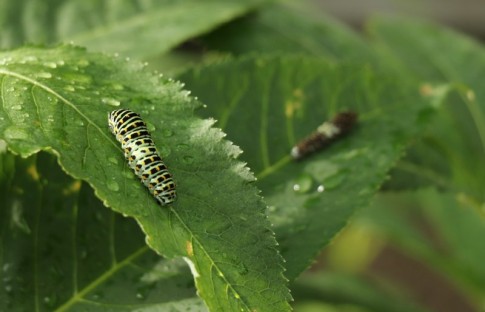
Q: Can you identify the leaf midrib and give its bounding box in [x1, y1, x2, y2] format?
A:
[54, 246, 149, 312]
[170, 207, 254, 311]
[0, 68, 120, 153]
[0, 67, 261, 311]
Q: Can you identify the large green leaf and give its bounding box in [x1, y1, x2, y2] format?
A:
[0, 0, 267, 58]
[178, 56, 433, 280]
[0, 153, 206, 311]
[0, 46, 291, 311]
[201, 1, 374, 62]
[367, 17, 485, 203]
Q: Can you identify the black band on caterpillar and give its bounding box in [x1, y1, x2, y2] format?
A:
[291, 111, 358, 161]
[108, 109, 176, 205]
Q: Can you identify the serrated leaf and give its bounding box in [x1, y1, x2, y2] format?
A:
[178, 56, 431, 280]
[367, 17, 485, 202]
[0, 0, 268, 58]
[0, 153, 204, 311]
[0, 46, 291, 312]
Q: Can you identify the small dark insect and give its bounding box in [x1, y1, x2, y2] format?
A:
[291, 111, 358, 161]
[108, 109, 176, 205]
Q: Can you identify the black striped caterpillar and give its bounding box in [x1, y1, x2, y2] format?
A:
[108, 109, 176, 205]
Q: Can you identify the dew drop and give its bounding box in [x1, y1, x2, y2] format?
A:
[4, 127, 29, 140]
[107, 180, 119, 192]
[43, 62, 57, 68]
[158, 145, 171, 157]
[101, 97, 121, 107]
[176, 143, 189, 150]
[293, 173, 313, 193]
[22, 56, 37, 63]
[43, 295, 58, 308]
[136, 292, 145, 300]
[90, 291, 103, 300]
[317, 185, 325, 193]
[267, 205, 277, 212]
[11, 105, 22, 111]
[111, 83, 124, 91]
[108, 157, 119, 165]
[77, 59, 90, 67]
[162, 128, 174, 137]
[35, 72, 52, 79]
[146, 121, 155, 132]
[64, 85, 75, 92]
[121, 170, 134, 179]
[182, 155, 194, 164]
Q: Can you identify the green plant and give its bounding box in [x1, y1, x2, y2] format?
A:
[1, 1, 484, 311]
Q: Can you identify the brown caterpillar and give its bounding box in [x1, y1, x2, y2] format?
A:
[291, 111, 358, 161]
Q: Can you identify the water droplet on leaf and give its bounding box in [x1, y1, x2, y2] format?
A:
[146, 122, 155, 131]
[162, 128, 174, 137]
[182, 155, 194, 164]
[35, 72, 52, 79]
[102, 97, 121, 107]
[64, 85, 75, 92]
[107, 180, 119, 192]
[4, 127, 29, 140]
[108, 157, 118, 165]
[43, 62, 57, 68]
[293, 173, 313, 193]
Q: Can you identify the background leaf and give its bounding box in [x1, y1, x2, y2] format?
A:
[0, 46, 290, 312]
[178, 55, 434, 280]
[367, 17, 485, 203]
[292, 271, 430, 312]
[361, 189, 485, 309]
[0, 153, 206, 311]
[201, 1, 374, 62]
[0, 0, 268, 58]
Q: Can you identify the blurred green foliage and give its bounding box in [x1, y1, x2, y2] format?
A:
[0, 0, 484, 311]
